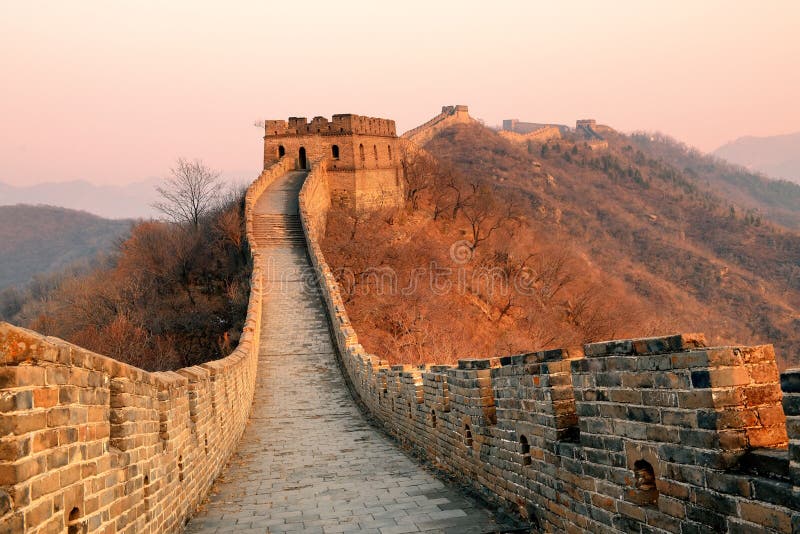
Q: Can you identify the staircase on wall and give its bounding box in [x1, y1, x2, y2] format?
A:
[251, 214, 305, 247]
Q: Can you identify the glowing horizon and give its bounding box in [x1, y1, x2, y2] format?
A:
[2, 1, 798, 186]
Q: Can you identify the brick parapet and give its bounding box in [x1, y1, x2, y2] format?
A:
[401, 105, 475, 146]
[0, 157, 294, 533]
[782, 369, 800, 487]
[265, 114, 396, 138]
[498, 126, 562, 144]
[299, 156, 800, 532]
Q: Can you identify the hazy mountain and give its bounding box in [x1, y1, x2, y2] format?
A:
[0, 205, 132, 290]
[713, 131, 800, 184]
[0, 179, 161, 219]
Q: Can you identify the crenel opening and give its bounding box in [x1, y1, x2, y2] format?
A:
[520, 435, 531, 466]
[67, 507, 84, 534]
[632, 459, 658, 506]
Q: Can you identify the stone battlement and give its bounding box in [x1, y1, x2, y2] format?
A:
[299, 155, 800, 532]
[264, 114, 396, 138]
[262, 113, 404, 212]
[401, 104, 474, 146]
[501, 119, 564, 143]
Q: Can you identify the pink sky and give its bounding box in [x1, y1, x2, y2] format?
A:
[2, 1, 799, 186]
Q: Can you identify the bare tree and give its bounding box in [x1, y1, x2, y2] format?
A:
[400, 147, 437, 210]
[154, 158, 223, 228]
[445, 171, 472, 219]
[431, 167, 455, 221]
[461, 184, 522, 250]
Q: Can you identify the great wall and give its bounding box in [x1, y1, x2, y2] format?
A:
[1, 106, 799, 533]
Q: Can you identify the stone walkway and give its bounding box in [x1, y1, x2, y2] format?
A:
[184, 171, 512, 534]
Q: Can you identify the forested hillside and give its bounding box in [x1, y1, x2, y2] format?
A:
[1, 162, 251, 371]
[0, 205, 132, 290]
[321, 123, 800, 369]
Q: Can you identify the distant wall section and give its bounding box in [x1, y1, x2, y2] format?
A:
[402, 105, 474, 146]
[499, 126, 562, 144]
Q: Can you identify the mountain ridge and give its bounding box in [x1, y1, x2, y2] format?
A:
[713, 130, 800, 185]
[0, 179, 161, 219]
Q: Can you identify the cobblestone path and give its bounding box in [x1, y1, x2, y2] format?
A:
[184, 171, 513, 533]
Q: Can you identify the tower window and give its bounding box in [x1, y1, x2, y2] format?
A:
[332, 145, 340, 159]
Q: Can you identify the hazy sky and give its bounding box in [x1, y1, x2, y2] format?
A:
[2, 1, 799, 186]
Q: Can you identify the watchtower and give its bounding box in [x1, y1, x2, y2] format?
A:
[263, 113, 404, 211]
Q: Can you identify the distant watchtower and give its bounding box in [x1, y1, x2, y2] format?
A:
[263, 114, 404, 210]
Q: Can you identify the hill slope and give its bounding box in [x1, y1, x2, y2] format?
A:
[629, 132, 800, 230]
[321, 123, 800, 369]
[0, 205, 132, 290]
[714, 131, 800, 185]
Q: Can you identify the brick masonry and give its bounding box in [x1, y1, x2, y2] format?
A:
[401, 106, 473, 147]
[263, 114, 405, 212]
[0, 158, 294, 534]
[184, 169, 512, 533]
[299, 112, 800, 532]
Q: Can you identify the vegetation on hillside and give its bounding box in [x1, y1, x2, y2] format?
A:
[321, 124, 800, 369]
[0, 161, 251, 371]
[623, 131, 800, 230]
[0, 205, 132, 290]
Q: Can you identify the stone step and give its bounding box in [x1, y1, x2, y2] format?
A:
[251, 213, 307, 247]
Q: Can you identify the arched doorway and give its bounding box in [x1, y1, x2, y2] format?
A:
[278, 145, 285, 158]
[298, 147, 307, 169]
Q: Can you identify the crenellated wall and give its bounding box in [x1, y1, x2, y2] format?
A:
[0, 156, 294, 534]
[499, 126, 562, 144]
[300, 156, 800, 533]
[263, 114, 404, 211]
[401, 105, 474, 146]
[265, 114, 396, 138]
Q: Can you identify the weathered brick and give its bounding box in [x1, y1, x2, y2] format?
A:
[739, 501, 792, 533]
